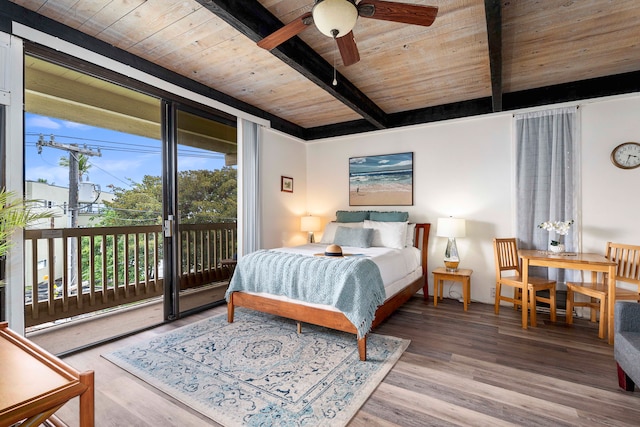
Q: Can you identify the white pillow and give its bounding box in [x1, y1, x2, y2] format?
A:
[405, 223, 417, 247]
[320, 221, 364, 244]
[363, 220, 408, 249]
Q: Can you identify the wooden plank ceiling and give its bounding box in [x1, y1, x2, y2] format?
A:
[5, 0, 640, 140]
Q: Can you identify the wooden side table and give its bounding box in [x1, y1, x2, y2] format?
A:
[0, 322, 94, 426]
[432, 267, 473, 311]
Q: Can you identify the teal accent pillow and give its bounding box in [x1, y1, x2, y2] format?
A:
[336, 210, 370, 222]
[369, 211, 409, 222]
[333, 226, 374, 248]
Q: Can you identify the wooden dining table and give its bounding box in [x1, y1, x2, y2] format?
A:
[518, 250, 617, 344]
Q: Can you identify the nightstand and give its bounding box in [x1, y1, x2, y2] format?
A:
[432, 267, 473, 311]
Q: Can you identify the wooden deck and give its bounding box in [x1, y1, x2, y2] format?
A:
[50, 296, 639, 426]
[28, 284, 227, 355]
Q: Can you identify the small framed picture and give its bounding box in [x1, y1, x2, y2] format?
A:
[281, 176, 293, 193]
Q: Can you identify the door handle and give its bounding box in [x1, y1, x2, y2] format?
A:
[164, 215, 174, 238]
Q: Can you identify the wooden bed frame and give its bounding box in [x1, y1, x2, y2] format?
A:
[227, 223, 430, 361]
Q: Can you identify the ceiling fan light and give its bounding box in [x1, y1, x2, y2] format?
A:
[312, 0, 358, 38]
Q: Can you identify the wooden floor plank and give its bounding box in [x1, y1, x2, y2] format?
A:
[385, 359, 581, 426]
[46, 295, 638, 426]
[372, 383, 519, 427]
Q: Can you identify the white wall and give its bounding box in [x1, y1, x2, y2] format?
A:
[260, 94, 640, 305]
[305, 114, 514, 303]
[581, 97, 640, 253]
[260, 128, 309, 248]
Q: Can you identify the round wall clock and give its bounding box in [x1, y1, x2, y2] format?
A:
[611, 142, 640, 169]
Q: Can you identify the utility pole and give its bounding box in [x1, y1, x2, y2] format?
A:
[37, 135, 101, 227]
[37, 135, 101, 290]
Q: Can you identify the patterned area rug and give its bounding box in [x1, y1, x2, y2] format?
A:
[103, 309, 409, 426]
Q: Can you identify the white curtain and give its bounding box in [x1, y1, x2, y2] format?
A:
[515, 106, 580, 283]
[238, 118, 261, 256]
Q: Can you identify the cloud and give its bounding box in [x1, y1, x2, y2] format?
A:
[350, 157, 366, 164]
[94, 157, 148, 174]
[376, 159, 413, 169]
[25, 115, 90, 131]
[378, 160, 390, 164]
[62, 121, 91, 130]
[26, 165, 68, 186]
[90, 153, 162, 179]
[393, 160, 413, 167]
[27, 116, 61, 129]
[177, 155, 217, 171]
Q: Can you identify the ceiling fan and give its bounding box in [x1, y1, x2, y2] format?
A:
[257, 0, 438, 67]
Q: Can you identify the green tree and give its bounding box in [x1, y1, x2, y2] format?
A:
[99, 176, 163, 226]
[59, 153, 92, 180]
[86, 168, 236, 284]
[84, 174, 164, 284]
[177, 167, 237, 224]
[98, 167, 236, 226]
[79, 233, 161, 288]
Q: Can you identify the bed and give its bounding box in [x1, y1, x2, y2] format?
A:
[226, 217, 430, 361]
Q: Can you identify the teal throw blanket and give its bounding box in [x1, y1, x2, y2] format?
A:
[226, 250, 385, 338]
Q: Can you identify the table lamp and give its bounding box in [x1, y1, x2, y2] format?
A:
[437, 217, 466, 271]
[301, 215, 321, 243]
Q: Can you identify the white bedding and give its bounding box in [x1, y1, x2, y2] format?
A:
[244, 243, 423, 310]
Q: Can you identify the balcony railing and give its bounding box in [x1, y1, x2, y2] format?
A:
[24, 222, 236, 328]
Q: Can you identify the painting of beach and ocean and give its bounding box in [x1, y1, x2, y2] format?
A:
[349, 152, 413, 206]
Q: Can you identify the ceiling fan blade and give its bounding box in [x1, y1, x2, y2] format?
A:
[336, 31, 360, 66]
[257, 12, 313, 50]
[358, 1, 438, 27]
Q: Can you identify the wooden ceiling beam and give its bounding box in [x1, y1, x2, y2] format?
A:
[306, 98, 494, 140]
[195, 0, 388, 129]
[484, 0, 503, 112]
[502, 70, 640, 110]
[307, 70, 640, 140]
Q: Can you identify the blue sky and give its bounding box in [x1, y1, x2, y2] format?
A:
[349, 152, 413, 175]
[25, 113, 227, 192]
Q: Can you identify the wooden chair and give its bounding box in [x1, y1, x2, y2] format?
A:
[567, 242, 640, 339]
[493, 238, 557, 327]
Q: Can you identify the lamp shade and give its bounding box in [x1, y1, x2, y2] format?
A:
[301, 215, 322, 232]
[436, 217, 466, 238]
[312, 0, 358, 38]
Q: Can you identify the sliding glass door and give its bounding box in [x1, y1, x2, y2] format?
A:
[23, 54, 165, 347]
[171, 107, 237, 316]
[23, 51, 237, 350]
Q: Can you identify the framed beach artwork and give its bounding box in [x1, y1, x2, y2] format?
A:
[349, 152, 413, 206]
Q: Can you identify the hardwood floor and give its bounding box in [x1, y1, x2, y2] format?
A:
[54, 296, 639, 426]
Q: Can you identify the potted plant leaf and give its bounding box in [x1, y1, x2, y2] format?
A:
[1, 188, 54, 286]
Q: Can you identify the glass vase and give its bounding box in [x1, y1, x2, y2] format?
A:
[549, 234, 565, 254]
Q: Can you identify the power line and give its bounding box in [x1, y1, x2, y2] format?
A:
[25, 133, 228, 159]
[83, 159, 134, 188]
[26, 140, 225, 159]
[26, 132, 234, 197]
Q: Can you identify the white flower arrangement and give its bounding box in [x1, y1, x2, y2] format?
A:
[538, 220, 574, 246]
